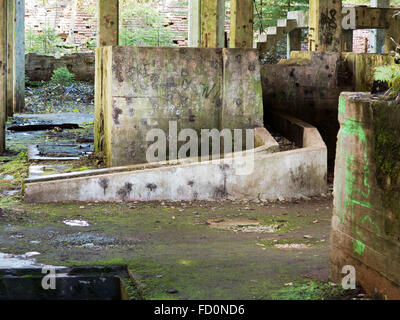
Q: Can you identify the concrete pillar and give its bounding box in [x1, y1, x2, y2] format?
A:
[385, 11, 400, 54]
[230, 0, 254, 48]
[188, 0, 201, 47]
[95, 0, 119, 153]
[342, 29, 353, 52]
[309, 0, 343, 52]
[200, 0, 225, 48]
[370, 0, 390, 53]
[6, 0, 16, 117]
[15, 0, 24, 113]
[0, 0, 7, 154]
[287, 29, 302, 58]
[97, 0, 119, 47]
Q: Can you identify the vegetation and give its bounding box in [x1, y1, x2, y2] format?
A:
[50, 67, 75, 86]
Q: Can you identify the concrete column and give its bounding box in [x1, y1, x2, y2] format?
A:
[342, 29, 353, 52]
[370, 0, 390, 53]
[287, 29, 302, 58]
[188, 0, 201, 47]
[309, 0, 343, 52]
[6, 0, 16, 117]
[15, 0, 24, 113]
[0, 0, 7, 154]
[200, 0, 225, 48]
[230, 0, 254, 48]
[385, 11, 400, 54]
[97, 0, 119, 47]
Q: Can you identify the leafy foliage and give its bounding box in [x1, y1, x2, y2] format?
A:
[51, 67, 75, 86]
[119, 0, 178, 47]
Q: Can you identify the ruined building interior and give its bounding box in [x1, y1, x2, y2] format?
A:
[0, 0, 399, 301]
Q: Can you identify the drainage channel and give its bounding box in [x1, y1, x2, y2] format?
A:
[0, 266, 141, 300]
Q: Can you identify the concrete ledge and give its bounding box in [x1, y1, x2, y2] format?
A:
[25, 113, 327, 203]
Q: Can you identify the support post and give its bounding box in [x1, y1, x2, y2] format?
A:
[309, 0, 343, 52]
[6, 0, 16, 117]
[97, 0, 119, 47]
[188, 0, 201, 47]
[15, 0, 24, 113]
[200, 0, 225, 48]
[95, 0, 119, 154]
[230, 0, 254, 48]
[385, 11, 400, 54]
[370, 0, 390, 53]
[342, 29, 353, 52]
[287, 29, 302, 58]
[0, 0, 7, 154]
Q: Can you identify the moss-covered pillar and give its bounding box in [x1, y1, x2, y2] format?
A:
[230, 0, 254, 48]
[309, 0, 343, 52]
[188, 0, 201, 47]
[287, 29, 302, 58]
[201, 0, 225, 48]
[0, 0, 7, 154]
[6, 0, 16, 117]
[97, 0, 119, 47]
[385, 11, 400, 54]
[370, 0, 390, 53]
[15, 0, 24, 113]
[95, 0, 118, 154]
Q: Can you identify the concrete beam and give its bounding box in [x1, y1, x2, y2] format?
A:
[97, 0, 119, 47]
[0, 0, 6, 154]
[309, 0, 343, 52]
[354, 7, 397, 29]
[15, 0, 24, 113]
[230, 0, 254, 48]
[6, 0, 16, 117]
[200, 0, 225, 48]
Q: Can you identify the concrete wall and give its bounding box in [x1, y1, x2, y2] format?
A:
[330, 92, 400, 299]
[98, 46, 263, 167]
[25, 52, 95, 82]
[25, 112, 327, 203]
[261, 51, 395, 166]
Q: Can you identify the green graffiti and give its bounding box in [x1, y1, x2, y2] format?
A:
[339, 96, 346, 115]
[352, 239, 366, 256]
[338, 117, 379, 257]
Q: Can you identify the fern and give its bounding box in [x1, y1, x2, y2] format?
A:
[374, 65, 400, 98]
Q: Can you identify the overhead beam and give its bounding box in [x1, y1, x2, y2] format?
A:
[97, 0, 119, 47]
[0, 0, 7, 154]
[230, 0, 254, 48]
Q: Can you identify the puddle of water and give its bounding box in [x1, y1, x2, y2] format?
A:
[63, 220, 90, 227]
[0, 252, 43, 269]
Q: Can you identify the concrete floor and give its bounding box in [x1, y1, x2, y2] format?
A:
[0, 113, 362, 300]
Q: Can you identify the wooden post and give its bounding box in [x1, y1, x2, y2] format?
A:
[97, 0, 119, 47]
[6, 0, 16, 117]
[0, 0, 7, 154]
[201, 0, 225, 48]
[309, 0, 343, 52]
[230, 0, 254, 48]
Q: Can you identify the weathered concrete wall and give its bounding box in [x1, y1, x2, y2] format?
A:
[25, 52, 95, 82]
[330, 92, 400, 299]
[261, 51, 395, 166]
[25, 113, 327, 203]
[98, 46, 263, 168]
